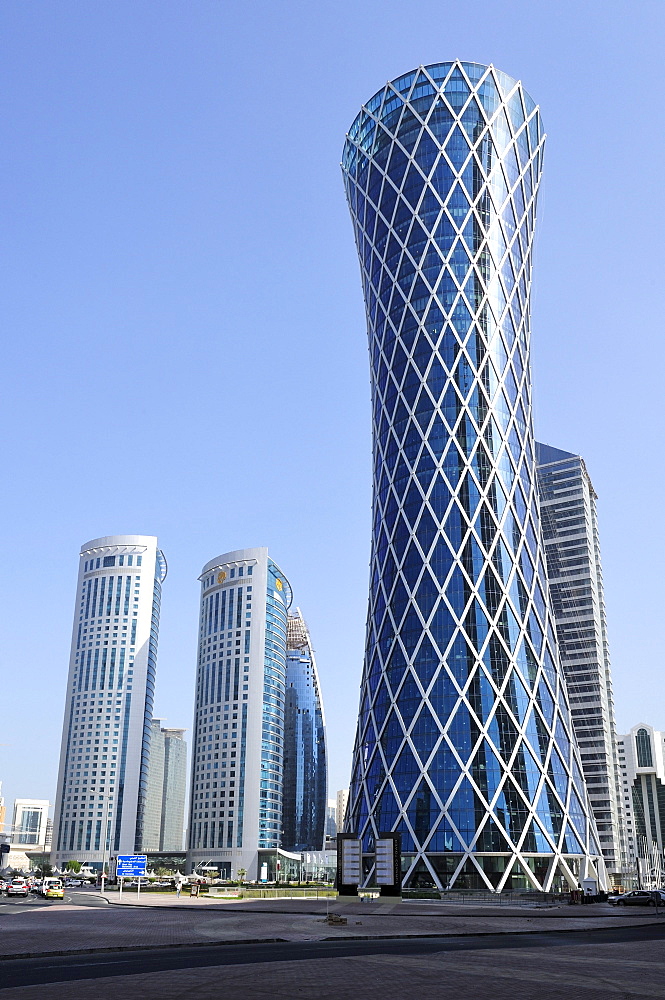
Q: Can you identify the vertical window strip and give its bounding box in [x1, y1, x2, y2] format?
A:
[109, 649, 116, 688]
[236, 588, 243, 629]
[233, 658, 240, 701]
[91, 649, 100, 690]
[99, 649, 108, 690]
[118, 649, 126, 687]
[115, 576, 123, 616]
[225, 659, 231, 702]
[106, 577, 114, 616]
[130, 620, 137, 644]
[83, 650, 92, 692]
[124, 576, 131, 615]
[227, 590, 235, 631]
[98, 577, 106, 618]
[84, 580, 92, 619]
[214, 591, 219, 633]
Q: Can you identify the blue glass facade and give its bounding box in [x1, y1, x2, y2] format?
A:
[342, 62, 605, 891]
[282, 610, 327, 851]
[259, 560, 291, 848]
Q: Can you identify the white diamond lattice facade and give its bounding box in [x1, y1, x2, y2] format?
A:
[342, 61, 606, 891]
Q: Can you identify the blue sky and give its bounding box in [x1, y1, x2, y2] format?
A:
[1, 0, 663, 816]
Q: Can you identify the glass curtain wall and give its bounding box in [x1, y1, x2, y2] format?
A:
[342, 61, 605, 891]
[282, 610, 327, 850]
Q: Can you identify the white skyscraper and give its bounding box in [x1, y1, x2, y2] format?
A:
[536, 445, 626, 878]
[143, 719, 187, 852]
[187, 547, 291, 880]
[11, 799, 50, 847]
[52, 535, 167, 870]
[618, 725, 665, 878]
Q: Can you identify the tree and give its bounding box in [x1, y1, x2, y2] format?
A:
[236, 868, 247, 882]
[65, 860, 82, 872]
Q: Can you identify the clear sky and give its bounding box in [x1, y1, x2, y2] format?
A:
[1, 0, 663, 818]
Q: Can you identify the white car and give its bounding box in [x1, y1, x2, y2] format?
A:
[6, 879, 29, 897]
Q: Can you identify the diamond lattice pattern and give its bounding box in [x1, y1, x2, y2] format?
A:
[342, 61, 603, 892]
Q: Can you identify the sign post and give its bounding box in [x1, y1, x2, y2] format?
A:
[337, 834, 362, 896]
[375, 833, 402, 897]
[116, 855, 147, 901]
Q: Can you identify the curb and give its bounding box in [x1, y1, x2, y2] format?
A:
[2, 918, 664, 963]
[102, 899, 665, 920]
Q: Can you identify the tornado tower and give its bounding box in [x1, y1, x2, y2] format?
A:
[342, 61, 606, 892]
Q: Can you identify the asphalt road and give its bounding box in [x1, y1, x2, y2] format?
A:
[0, 889, 108, 910]
[1, 923, 664, 990]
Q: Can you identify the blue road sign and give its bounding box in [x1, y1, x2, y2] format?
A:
[116, 854, 147, 877]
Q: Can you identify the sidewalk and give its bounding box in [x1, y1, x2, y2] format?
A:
[1, 894, 663, 960]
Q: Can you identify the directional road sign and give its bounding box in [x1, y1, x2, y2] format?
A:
[116, 854, 147, 877]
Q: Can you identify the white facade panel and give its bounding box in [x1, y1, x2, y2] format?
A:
[52, 535, 166, 869]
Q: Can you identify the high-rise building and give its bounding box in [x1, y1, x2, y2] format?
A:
[342, 61, 606, 891]
[11, 799, 49, 847]
[187, 548, 292, 879]
[143, 720, 188, 852]
[0, 782, 6, 835]
[326, 800, 338, 838]
[536, 444, 625, 877]
[282, 609, 327, 851]
[52, 535, 167, 869]
[336, 788, 349, 834]
[618, 725, 665, 870]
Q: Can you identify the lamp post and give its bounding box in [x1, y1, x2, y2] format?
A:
[100, 797, 111, 894]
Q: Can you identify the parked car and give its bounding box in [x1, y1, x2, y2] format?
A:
[6, 879, 29, 897]
[65, 879, 83, 887]
[609, 890, 665, 906]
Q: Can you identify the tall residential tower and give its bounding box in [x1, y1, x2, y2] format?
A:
[282, 609, 327, 851]
[342, 61, 605, 891]
[143, 720, 188, 852]
[536, 444, 625, 879]
[187, 548, 292, 879]
[53, 535, 167, 869]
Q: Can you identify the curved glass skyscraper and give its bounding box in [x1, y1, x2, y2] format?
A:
[342, 61, 606, 891]
[282, 610, 327, 851]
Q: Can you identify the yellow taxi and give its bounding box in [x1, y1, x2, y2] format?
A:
[42, 879, 64, 899]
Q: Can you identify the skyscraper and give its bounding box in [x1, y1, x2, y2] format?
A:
[282, 609, 327, 851]
[52, 535, 167, 869]
[11, 799, 49, 847]
[187, 548, 292, 879]
[618, 725, 665, 874]
[342, 61, 606, 891]
[143, 720, 187, 852]
[536, 444, 625, 879]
